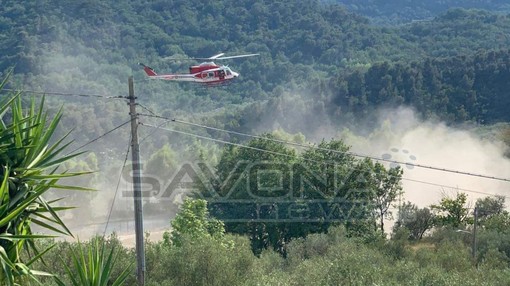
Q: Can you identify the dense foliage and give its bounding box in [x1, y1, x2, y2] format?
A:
[195, 135, 402, 254]
[329, 0, 510, 24]
[0, 88, 88, 283]
[2, 1, 510, 109]
[1, 1, 510, 284]
[326, 49, 510, 124]
[33, 194, 510, 285]
[1, 1, 510, 153]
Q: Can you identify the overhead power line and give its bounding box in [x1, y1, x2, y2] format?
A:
[141, 122, 303, 161]
[139, 113, 510, 184]
[137, 103, 157, 116]
[66, 120, 131, 155]
[0, 88, 126, 99]
[140, 123, 510, 199]
[104, 136, 132, 236]
[403, 178, 505, 197]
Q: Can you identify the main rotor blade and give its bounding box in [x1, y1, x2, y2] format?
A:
[189, 53, 226, 61]
[163, 56, 194, 61]
[165, 53, 260, 61]
[209, 53, 225, 59]
[215, 54, 260, 60]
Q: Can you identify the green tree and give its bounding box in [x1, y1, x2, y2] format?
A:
[483, 213, 510, 233]
[202, 136, 403, 254]
[394, 201, 435, 240]
[145, 143, 177, 180]
[431, 192, 470, 228]
[165, 198, 229, 248]
[298, 145, 403, 238]
[371, 163, 403, 235]
[475, 197, 510, 233]
[55, 237, 133, 286]
[0, 88, 88, 284]
[475, 195, 506, 220]
[296, 140, 358, 239]
[202, 134, 298, 255]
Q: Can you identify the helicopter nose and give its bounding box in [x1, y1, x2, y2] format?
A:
[232, 71, 239, 78]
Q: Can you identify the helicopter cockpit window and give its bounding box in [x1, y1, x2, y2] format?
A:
[226, 69, 232, 76]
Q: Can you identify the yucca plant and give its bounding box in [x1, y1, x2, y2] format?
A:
[55, 238, 133, 286]
[0, 74, 90, 285]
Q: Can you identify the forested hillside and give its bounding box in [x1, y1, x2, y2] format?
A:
[330, 0, 510, 24]
[1, 0, 510, 217]
[327, 49, 510, 124]
[1, 1, 510, 139]
[2, 1, 510, 284]
[3, 1, 510, 98]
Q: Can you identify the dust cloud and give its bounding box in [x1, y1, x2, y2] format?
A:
[335, 106, 510, 208]
[257, 92, 510, 208]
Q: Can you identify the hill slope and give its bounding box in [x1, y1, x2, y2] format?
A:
[329, 0, 510, 24]
[0, 1, 509, 138]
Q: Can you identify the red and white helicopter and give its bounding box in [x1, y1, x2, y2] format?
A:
[139, 53, 258, 85]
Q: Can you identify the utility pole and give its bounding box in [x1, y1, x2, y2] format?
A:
[128, 76, 145, 285]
